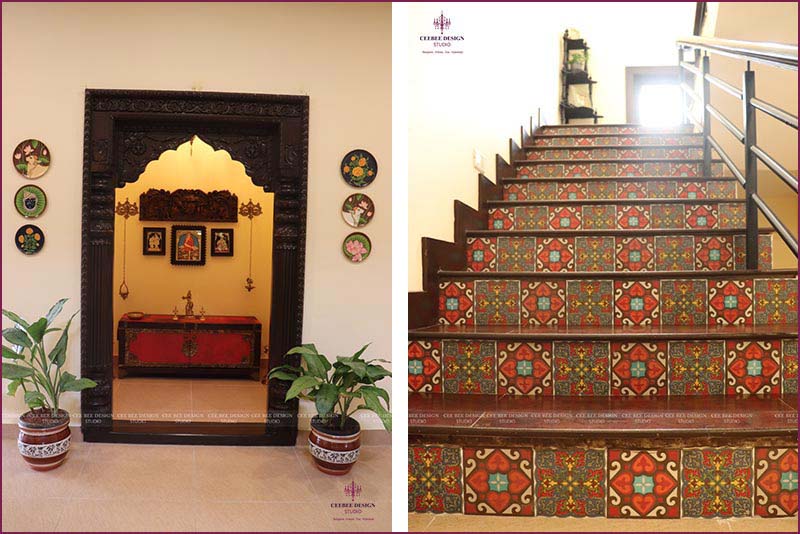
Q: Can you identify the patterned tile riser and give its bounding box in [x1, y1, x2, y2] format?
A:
[465, 235, 773, 273]
[538, 125, 695, 135]
[503, 180, 738, 200]
[531, 135, 703, 147]
[525, 147, 704, 161]
[489, 203, 745, 231]
[408, 339, 799, 397]
[516, 162, 724, 179]
[409, 445, 799, 518]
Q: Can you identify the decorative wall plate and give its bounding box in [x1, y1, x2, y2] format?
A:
[13, 139, 51, 179]
[142, 227, 166, 256]
[341, 149, 377, 188]
[342, 232, 371, 263]
[210, 228, 234, 256]
[15, 224, 45, 255]
[341, 193, 375, 228]
[170, 225, 206, 266]
[14, 185, 47, 218]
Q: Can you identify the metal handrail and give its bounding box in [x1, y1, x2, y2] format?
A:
[676, 36, 798, 268]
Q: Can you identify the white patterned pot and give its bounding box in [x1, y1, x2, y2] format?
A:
[18, 410, 71, 471]
[308, 416, 361, 476]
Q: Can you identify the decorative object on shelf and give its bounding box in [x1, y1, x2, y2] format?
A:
[170, 226, 206, 266]
[342, 232, 371, 263]
[340, 149, 377, 188]
[560, 29, 602, 124]
[3, 298, 97, 470]
[14, 185, 47, 219]
[14, 224, 45, 255]
[12, 139, 51, 179]
[210, 228, 234, 257]
[115, 198, 139, 299]
[172, 306, 180, 321]
[139, 188, 238, 222]
[268, 343, 391, 475]
[341, 193, 374, 228]
[142, 227, 166, 256]
[127, 312, 145, 320]
[199, 306, 206, 321]
[181, 290, 194, 317]
[239, 199, 263, 291]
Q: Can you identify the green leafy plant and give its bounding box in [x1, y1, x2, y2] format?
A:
[269, 343, 391, 432]
[2, 299, 96, 414]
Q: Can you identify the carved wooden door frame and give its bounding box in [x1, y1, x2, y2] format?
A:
[81, 89, 308, 445]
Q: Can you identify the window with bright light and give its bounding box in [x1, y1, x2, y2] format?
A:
[638, 84, 683, 126]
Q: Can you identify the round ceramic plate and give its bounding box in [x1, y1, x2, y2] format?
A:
[340, 149, 377, 188]
[13, 139, 51, 179]
[341, 193, 374, 228]
[342, 232, 371, 263]
[15, 224, 45, 255]
[14, 185, 47, 219]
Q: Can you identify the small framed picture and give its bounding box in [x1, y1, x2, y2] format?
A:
[142, 227, 166, 256]
[210, 228, 234, 257]
[170, 225, 206, 266]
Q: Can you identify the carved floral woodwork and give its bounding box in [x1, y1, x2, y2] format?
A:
[139, 188, 238, 222]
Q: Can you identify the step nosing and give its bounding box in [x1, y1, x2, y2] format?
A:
[488, 198, 746, 206]
[523, 144, 705, 150]
[466, 228, 773, 236]
[514, 158, 723, 165]
[504, 176, 739, 183]
[438, 268, 797, 279]
[408, 324, 798, 338]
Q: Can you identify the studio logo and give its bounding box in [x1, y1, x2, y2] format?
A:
[419, 9, 465, 55]
[344, 480, 362, 502]
[433, 11, 450, 34]
[330, 478, 376, 523]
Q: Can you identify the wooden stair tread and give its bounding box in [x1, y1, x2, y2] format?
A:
[515, 157, 723, 165]
[488, 198, 745, 206]
[524, 144, 704, 150]
[504, 175, 738, 183]
[466, 227, 773, 238]
[439, 268, 795, 280]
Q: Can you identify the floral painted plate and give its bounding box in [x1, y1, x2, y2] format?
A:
[342, 232, 371, 263]
[13, 139, 51, 179]
[15, 224, 45, 255]
[340, 149, 377, 188]
[341, 193, 374, 228]
[14, 185, 47, 218]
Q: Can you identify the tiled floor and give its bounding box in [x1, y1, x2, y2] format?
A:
[2, 426, 390, 532]
[408, 512, 799, 532]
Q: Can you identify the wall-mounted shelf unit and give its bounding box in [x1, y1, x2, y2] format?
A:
[560, 30, 603, 124]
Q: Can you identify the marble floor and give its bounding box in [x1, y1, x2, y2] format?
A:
[2, 426, 391, 532]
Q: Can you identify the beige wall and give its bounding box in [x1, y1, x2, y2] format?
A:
[2, 2, 392, 430]
[407, 2, 695, 290]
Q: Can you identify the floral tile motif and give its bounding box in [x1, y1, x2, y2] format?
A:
[582, 205, 616, 230]
[654, 236, 695, 271]
[521, 281, 566, 326]
[513, 206, 548, 230]
[616, 205, 650, 229]
[498, 342, 553, 395]
[409, 445, 463, 513]
[783, 339, 797, 395]
[442, 340, 496, 394]
[615, 237, 655, 272]
[668, 162, 700, 177]
[556, 182, 587, 200]
[617, 182, 647, 199]
[517, 165, 537, 179]
[668, 341, 725, 395]
[707, 180, 737, 199]
[488, 208, 514, 230]
[677, 182, 707, 199]
[611, 342, 668, 396]
[536, 238, 575, 272]
[708, 279, 753, 325]
[755, 448, 798, 517]
[438, 281, 474, 326]
[527, 181, 557, 200]
[682, 448, 753, 517]
[536, 448, 606, 517]
[566, 280, 613, 326]
[553, 341, 610, 395]
[496, 237, 535, 272]
[646, 180, 678, 199]
[754, 279, 798, 325]
[733, 235, 772, 270]
[466, 238, 497, 272]
[408, 340, 442, 393]
[660, 279, 707, 326]
[695, 236, 734, 271]
[608, 450, 680, 518]
[718, 203, 745, 229]
[464, 448, 534, 515]
[564, 164, 590, 177]
[504, 183, 527, 201]
[617, 163, 643, 177]
[587, 180, 616, 199]
[614, 280, 659, 326]
[726, 341, 781, 396]
[474, 280, 520, 325]
[685, 204, 718, 229]
[548, 206, 581, 230]
[574, 237, 615, 272]
[650, 204, 685, 229]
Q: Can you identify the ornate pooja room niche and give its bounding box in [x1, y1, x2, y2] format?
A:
[82, 90, 307, 445]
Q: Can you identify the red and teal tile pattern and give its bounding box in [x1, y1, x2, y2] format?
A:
[536, 448, 606, 517]
[408, 340, 442, 393]
[611, 342, 668, 396]
[409, 445, 463, 513]
[668, 341, 725, 395]
[681, 448, 753, 517]
[463, 447, 534, 515]
[525, 147, 703, 161]
[608, 449, 680, 518]
[553, 341, 610, 396]
[504, 178, 738, 201]
[754, 448, 798, 517]
[442, 340, 496, 394]
[497, 342, 553, 395]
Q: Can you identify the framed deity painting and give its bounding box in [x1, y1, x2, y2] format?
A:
[170, 225, 206, 266]
[210, 228, 234, 257]
[142, 227, 166, 256]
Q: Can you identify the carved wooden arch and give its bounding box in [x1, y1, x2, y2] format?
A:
[81, 89, 308, 445]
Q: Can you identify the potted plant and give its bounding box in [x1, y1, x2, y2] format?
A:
[2, 299, 96, 471]
[269, 343, 391, 475]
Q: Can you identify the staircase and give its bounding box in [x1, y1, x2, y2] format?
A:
[408, 123, 798, 520]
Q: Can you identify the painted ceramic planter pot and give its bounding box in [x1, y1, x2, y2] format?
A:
[15, 224, 45, 255]
[17, 410, 71, 471]
[341, 149, 377, 188]
[343, 232, 371, 263]
[341, 193, 375, 228]
[13, 139, 51, 179]
[14, 185, 48, 218]
[308, 416, 361, 475]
